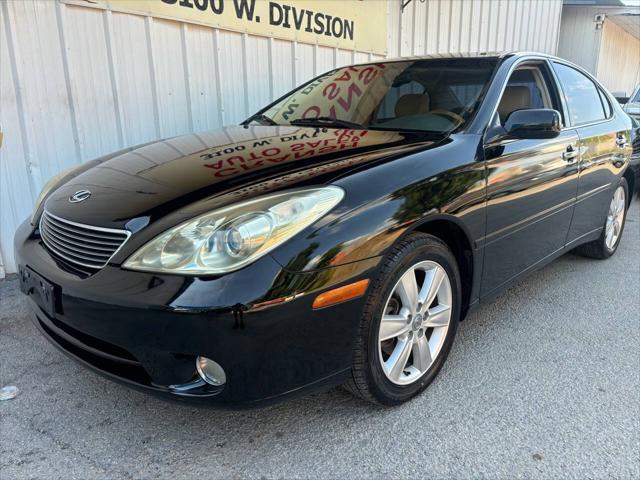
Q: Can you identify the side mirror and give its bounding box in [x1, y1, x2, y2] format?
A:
[504, 109, 562, 140]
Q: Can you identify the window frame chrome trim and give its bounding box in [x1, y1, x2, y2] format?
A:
[479, 53, 622, 140]
[480, 55, 567, 137]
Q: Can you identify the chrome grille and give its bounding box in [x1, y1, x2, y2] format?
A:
[39, 211, 130, 270]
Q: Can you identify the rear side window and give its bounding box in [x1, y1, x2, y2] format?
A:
[553, 62, 606, 125]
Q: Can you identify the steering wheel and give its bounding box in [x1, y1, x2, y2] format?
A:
[430, 109, 465, 126]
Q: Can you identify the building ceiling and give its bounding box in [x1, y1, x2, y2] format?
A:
[608, 12, 640, 38]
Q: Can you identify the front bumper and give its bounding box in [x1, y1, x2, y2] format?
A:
[14, 219, 380, 407]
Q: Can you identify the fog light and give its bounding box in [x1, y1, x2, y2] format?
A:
[196, 356, 226, 386]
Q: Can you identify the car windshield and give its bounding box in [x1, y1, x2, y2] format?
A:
[249, 58, 498, 134]
[630, 87, 640, 104]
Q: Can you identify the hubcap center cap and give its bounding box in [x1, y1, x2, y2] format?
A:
[412, 314, 423, 331]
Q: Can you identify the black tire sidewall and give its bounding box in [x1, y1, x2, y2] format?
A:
[364, 235, 461, 405]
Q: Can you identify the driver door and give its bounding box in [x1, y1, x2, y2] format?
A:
[480, 62, 580, 297]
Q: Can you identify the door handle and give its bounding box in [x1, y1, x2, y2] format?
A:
[616, 135, 627, 148]
[562, 146, 578, 162]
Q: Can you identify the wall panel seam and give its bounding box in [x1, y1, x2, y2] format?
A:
[143, 16, 162, 137]
[54, 1, 83, 165]
[102, 10, 125, 148]
[1, 1, 35, 200]
[212, 28, 225, 126]
[242, 32, 250, 118]
[180, 23, 195, 133]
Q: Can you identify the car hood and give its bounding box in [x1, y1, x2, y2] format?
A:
[44, 125, 439, 229]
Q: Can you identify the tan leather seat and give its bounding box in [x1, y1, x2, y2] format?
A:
[498, 86, 531, 121]
[395, 93, 430, 117]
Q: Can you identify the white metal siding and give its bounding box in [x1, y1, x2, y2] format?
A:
[597, 19, 640, 96]
[0, 0, 562, 276]
[558, 6, 640, 96]
[387, 0, 563, 58]
[557, 6, 603, 77]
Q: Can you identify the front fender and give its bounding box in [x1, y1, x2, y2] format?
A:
[270, 134, 486, 272]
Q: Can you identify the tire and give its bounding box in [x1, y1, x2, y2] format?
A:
[576, 178, 629, 260]
[346, 233, 461, 406]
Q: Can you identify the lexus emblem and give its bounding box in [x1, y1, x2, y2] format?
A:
[69, 190, 91, 203]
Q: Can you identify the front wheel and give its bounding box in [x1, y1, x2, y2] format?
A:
[346, 233, 461, 406]
[576, 178, 628, 259]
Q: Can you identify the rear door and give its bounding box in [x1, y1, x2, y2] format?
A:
[481, 61, 580, 297]
[551, 62, 629, 244]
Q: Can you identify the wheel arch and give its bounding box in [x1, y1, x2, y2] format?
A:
[406, 215, 475, 320]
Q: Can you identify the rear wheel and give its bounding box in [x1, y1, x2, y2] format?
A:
[576, 178, 628, 259]
[346, 233, 461, 406]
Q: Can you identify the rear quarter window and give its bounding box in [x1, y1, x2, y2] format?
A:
[598, 88, 612, 118]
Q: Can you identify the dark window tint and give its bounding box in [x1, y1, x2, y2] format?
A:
[449, 83, 486, 105]
[505, 69, 546, 109]
[376, 80, 424, 120]
[258, 58, 497, 134]
[497, 66, 561, 124]
[553, 62, 605, 125]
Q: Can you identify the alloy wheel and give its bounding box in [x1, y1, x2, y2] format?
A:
[378, 261, 452, 385]
[605, 186, 626, 251]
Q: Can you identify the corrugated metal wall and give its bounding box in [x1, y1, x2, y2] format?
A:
[557, 6, 603, 77]
[388, 0, 563, 58]
[597, 19, 640, 96]
[558, 6, 640, 96]
[0, 0, 563, 277]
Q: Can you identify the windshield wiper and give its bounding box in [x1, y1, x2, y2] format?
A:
[243, 113, 278, 126]
[290, 116, 366, 129]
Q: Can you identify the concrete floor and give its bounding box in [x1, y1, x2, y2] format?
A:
[1, 203, 638, 479]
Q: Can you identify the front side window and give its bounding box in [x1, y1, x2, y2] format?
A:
[497, 67, 553, 124]
[253, 58, 497, 134]
[553, 62, 606, 126]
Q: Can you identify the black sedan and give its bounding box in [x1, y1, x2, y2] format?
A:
[16, 52, 634, 407]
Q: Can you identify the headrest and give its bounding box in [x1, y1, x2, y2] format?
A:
[395, 93, 430, 117]
[498, 86, 531, 121]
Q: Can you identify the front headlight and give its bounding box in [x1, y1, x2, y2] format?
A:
[123, 186, 344, 275]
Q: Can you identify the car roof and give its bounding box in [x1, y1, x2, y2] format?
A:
[353, 51, 566, 66]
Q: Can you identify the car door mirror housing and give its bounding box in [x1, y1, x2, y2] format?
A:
[504, 109, 562, 140]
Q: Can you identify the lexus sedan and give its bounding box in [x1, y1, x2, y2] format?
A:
[16, 52, 634, 407]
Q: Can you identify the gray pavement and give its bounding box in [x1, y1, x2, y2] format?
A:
[1, 203, 639, 480]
